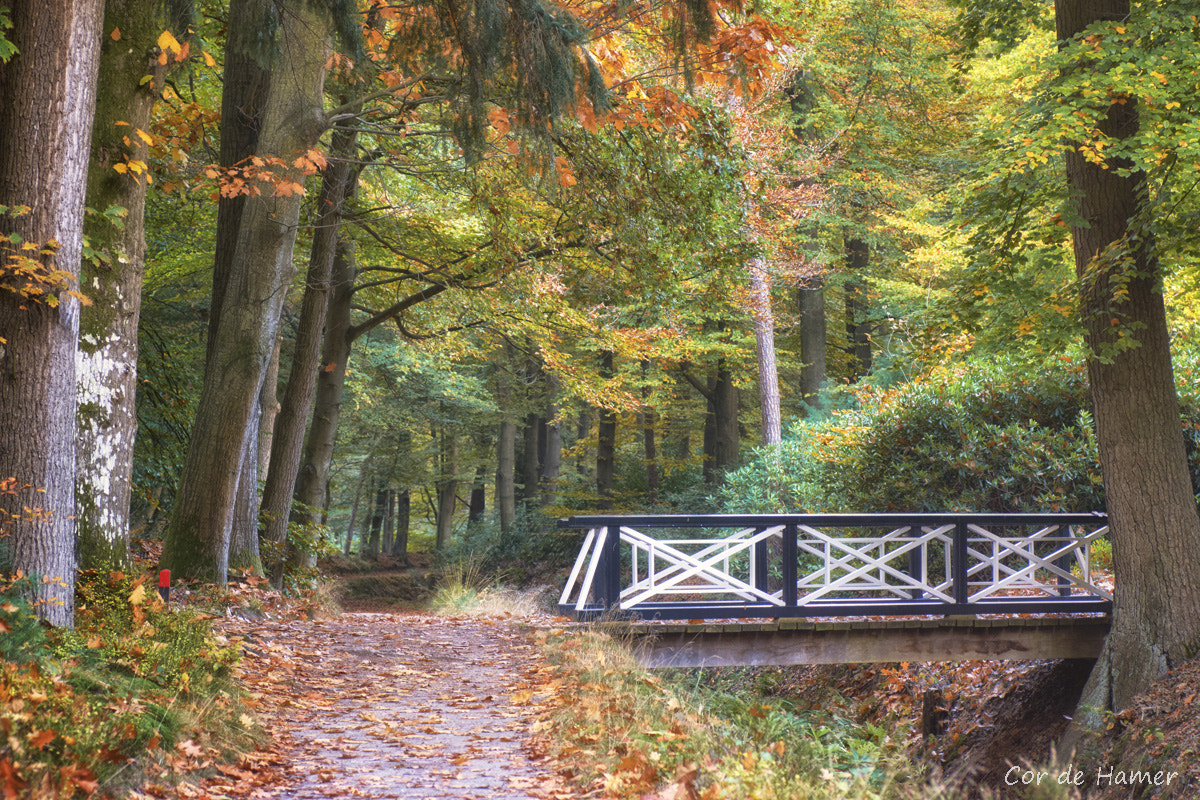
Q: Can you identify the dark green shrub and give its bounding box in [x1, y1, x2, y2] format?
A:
[721, 354, 1103, 513]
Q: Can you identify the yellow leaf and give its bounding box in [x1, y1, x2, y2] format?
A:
[135, 129, 154, 145]
[112, 163, 128, 174]
[157, 29, 182, 55]
[203, 50, 216, 68]
[128, 583, 147, 606]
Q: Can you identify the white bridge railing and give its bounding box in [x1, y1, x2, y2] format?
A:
[557, 513, 1112, 620]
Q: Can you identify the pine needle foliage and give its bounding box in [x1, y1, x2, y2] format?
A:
[372, 0, 611, 162]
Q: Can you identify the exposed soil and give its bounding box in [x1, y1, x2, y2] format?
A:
[1071, 655, 1200, 799]
[201, 612, 573, 800]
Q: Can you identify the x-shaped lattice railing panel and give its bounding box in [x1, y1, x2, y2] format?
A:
[795, 525, 956, 604]
[621, 525, 785, 608]
[965, 524, 1113, 601]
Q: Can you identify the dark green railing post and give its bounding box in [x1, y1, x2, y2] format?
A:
[952, 520, 969, 608]
[783, 523, 798, 608]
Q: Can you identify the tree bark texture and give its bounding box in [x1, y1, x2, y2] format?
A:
[1058, 0, 1200, 713]
[392, 488, 410, 563]
[293, 227, 357, 534]
[436, 433, 459, 551]
[76, 0, 167, 571]
[261, 126, 357, 585]
[207, 0, 273, 356]
[0, 0, 105, 626]
[749, 261, 782, 448]
[161, 2, 331, 584]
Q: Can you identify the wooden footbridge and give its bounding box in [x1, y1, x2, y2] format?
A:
[557, 513, 1113, 668]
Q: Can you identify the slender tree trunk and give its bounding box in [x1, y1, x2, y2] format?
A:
[258, 333, 283, 475]
[749, 261, 782, 448]
[520, 412, 541, 504]
[76, 0, 166, 571]
[435, 433, 458, 551]
[381, 488, 395, 555]
[712, 359, 740, 475]
[293, 223, 357, 535]
[262, 125, 357, 586]
[366, 483, 384, 558]
[798, 275, 827, 412]
[0, 0, 105, 626]
[344, 458, 369, 555]
[469, 462, 488, 524]
[1057, 0, 1200, 717]
[597, 351, 617, 509]
[392, 488, 410, 565]
[496, 362, 517, 536]
[541, 391, 562, 506]
[844, 237, 872, 380]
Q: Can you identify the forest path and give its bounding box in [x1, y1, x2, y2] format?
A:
[203, 612, 573, 800]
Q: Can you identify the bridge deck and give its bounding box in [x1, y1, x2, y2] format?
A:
[606, 615, 1111, 668]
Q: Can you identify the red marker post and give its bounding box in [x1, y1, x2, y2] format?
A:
[158, 569, 170, 603]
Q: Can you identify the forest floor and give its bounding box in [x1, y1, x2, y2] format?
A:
[191, 611, 573, 800]
[167, 561, 1200, 800]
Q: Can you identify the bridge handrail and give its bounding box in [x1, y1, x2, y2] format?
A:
[557, 512, 1112, 621]
[558, 511, 1109, 529]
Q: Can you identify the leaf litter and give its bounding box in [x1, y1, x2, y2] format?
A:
[186, 612, 575, 800]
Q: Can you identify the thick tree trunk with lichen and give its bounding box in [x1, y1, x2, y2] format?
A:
[0, 0, 105, 626]
[1057, 0, 1200, 721]
[77, 0, 168, 571]
[160, 2, 331, 584]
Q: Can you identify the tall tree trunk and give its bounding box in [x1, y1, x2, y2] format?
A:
[798, 275, 827, 412]
[1057, 0, 1200, 717]
[381, 488, 395, 555]
[520, 412, 541, 504]
[207, 0, 272, 357]
[641, 362, 660, 504]
[366, 482, 384, 558]
[496, 363, 517, 536]
[749, 261, 782, 448]
[844, 237, 872, 380]
[541, 384, 562, 506]
[76, 0, 167, 571]
[344, 458, 370, 555]
[227, 400, 264, 575]
[468, 462, 488, 524]
[206, 0, 275, 579]
[0, 0, 105, 626]
[161, 3, 331, 584]
[262, 125, 358, 587]
[712, 359, 740, 476]
[435, 433, 459, 551]
[597, 351, 617, 510]
[292, 221, 357, 538]
[392, 488, 410, 564]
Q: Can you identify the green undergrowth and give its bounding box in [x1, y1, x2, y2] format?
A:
[0, 571, 262, 799]
[532, 626, 959, 799]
